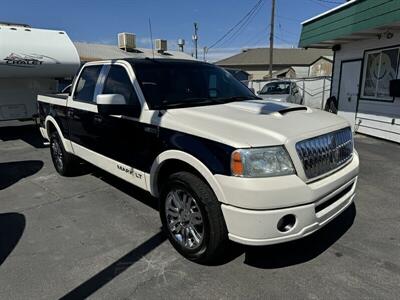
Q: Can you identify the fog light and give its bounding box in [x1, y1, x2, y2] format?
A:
[277, 214, 296, 232]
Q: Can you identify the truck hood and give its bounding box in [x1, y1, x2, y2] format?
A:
[158, 100, 349, 148]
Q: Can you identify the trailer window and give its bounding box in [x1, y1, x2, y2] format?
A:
[102, 66, 139, 105]
[74, 65, 102, 103]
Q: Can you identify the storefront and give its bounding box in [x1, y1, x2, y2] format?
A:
[299, 0, 400, 143]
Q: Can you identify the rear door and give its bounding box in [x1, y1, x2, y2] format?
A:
[67, 64, 104, 151]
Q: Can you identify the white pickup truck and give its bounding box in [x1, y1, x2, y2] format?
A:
[37, 58, 359, 263]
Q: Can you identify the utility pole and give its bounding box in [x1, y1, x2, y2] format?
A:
[203, 46, 207, 61]
[193, 22, 199, 59]
[269, 0, 275, 78]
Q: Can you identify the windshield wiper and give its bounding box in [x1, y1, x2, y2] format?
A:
[217, 95, 261, 102]
[161, 98, 217, 109]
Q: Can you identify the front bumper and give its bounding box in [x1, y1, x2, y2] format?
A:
[217, 151, 359, 246]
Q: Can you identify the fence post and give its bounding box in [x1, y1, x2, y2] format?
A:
[321, 78, 326, 110]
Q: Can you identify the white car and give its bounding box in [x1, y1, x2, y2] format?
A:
[257, 81, 303, 104]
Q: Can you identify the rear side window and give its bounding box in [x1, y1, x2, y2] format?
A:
[73, 65, 102, 103]
[102, 65, 139, 105]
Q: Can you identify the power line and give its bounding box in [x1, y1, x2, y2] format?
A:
[274, 34, 296, 46]
[218, 0, 265, 48]
[278, 23, 298, 36]
[208, 0, 264, 50]
[276, 14, 303, 23]
[315, 0, 343, 4]
[307, 0, 336, 8]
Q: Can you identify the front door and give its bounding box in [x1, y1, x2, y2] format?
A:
[338, 60, 362, 130]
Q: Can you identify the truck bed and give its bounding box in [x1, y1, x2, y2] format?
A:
[37, 93, 68, 106]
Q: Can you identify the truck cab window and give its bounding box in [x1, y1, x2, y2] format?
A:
[102, 65, 139, 105]
[73, 65, 102, 103]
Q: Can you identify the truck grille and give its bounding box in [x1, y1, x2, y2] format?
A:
[296, 127, 353, 180]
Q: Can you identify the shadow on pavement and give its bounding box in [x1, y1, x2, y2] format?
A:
[0, 160, 44, 190]
[57, 168, 165, 299]
[0, 124, 47, 149]
[87, 167, 356, 269]
[91, 167, 159, 210]
[60, 231, 166, 300]
[243, 203, 356, 269]
[0, 213, 26, 266]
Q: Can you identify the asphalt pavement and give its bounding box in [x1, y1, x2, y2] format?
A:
[0, 121, 399, 299]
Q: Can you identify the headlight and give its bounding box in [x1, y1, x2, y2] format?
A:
[231, 146, 295, 178]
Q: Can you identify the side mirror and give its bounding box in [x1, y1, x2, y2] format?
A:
[96, 94, 141, 118]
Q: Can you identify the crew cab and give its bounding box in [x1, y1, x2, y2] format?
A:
[37, 58, 359, 263]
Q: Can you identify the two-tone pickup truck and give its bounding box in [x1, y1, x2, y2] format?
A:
[38, 58, 359, 263]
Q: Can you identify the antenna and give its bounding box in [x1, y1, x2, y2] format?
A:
[148, 18, 155, 59]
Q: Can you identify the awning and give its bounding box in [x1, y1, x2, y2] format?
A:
[299, 0, 400, 49]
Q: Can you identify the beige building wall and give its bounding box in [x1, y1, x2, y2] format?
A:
[309, 58, 333, 77]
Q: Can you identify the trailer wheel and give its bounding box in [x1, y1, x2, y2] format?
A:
[49, 131, 78, 176]
[160, 171, 228, 264]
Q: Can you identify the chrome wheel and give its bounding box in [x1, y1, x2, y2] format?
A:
[51, 138, 63, 171]
[165, 189, 204, 250]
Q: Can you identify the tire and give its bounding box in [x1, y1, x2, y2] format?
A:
[49, 131, 78, 176]
[160, 171, 228, 264]
[325, 99, 338, 114]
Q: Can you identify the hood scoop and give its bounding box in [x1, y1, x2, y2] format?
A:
[275, 106, 308, 115]
[227, 100, 308, 115]
[251, 101, 308, 115]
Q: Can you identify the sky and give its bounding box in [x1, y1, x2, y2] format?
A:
[1, 0, 346, 61]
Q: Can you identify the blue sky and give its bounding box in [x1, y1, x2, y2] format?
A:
[1, 0, 345, 61]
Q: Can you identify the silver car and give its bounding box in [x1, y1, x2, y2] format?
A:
[257, 81, 303, 104]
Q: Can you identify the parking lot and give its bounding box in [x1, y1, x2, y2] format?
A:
[0, 122, 399, 299]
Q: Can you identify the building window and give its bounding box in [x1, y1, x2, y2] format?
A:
[361, 47, 399, 101]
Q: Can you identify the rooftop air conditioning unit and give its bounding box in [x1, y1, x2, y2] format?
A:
[118, 32, 136, 51]
[155, 39, 167, 53]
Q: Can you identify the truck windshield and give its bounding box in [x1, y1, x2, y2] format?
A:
[260, 82, 290, 95]
[132, 60, 258, 109]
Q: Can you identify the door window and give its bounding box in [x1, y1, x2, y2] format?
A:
[73, 65, 102, 103]
[102, 65, 139, 105]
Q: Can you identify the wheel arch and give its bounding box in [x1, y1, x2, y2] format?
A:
[148, 150, 226, 204]
[45, 116, 73, 153]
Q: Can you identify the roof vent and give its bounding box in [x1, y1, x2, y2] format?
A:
[0, 21, 30, 28]
[155, 39, 167, 53]
[118, 32, 136, 51]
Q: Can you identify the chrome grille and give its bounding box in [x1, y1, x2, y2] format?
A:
[296, 127, 353, 180]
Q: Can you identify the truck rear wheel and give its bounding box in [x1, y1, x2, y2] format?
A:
[49, 131, 78, 176]
[160, 171, 228, 264]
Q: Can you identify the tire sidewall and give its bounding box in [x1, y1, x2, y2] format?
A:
[50, 132, 66, 174]
[160, 175, 211, 260]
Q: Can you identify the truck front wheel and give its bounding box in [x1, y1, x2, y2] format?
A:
[49, 131, 78, 176]
[160, 171, 228, 264]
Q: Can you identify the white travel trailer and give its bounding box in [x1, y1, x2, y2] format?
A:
[0, 22, 80, 121]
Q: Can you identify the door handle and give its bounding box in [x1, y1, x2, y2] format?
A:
[67, 109, 74, 118]
[93, 115, 103, 124]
